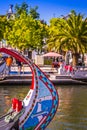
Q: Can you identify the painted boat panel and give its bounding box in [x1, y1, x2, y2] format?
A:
[0, 48, 59, 130]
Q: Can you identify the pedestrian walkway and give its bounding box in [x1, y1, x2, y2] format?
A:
[0, 64, 86, 85]
[10, 65, 58, 75]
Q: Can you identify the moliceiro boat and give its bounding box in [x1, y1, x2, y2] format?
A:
[71, 66, 87, 82]
[0, 48, 59, 130]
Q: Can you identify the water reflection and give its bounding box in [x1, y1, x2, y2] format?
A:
[48, 85, 87, 130]
[0, 85, 87, 130]
[0, 85, 29, 116]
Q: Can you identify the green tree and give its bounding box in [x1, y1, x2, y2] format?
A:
[14, 2, 40, 20]
[4, 2, 48, 52]
[47, 18, 61, 52]
[29, 6, 40, 19]
[48, 11, 87, 65]
[0, 16, 7, 41]
[14, 2, 29, 17]
[4, 12, 48, 52]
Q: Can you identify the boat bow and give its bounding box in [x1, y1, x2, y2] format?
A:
[0, 48, 59, 130]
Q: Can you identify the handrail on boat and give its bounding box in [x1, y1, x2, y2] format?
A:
[0, 110, 14, 120]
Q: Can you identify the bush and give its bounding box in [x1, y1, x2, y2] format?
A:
[44, 58, 53, 65]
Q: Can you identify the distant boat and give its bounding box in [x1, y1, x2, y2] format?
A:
[71, 66, 87, 82]
[0, 48, 59, 130]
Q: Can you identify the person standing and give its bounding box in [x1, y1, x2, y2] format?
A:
[5, 56, 13, 75]
[16, 60, 22, 75]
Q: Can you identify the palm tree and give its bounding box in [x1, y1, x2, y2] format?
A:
[48, 10, 87, 66]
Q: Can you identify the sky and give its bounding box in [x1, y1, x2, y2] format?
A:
[0, 0, 87, 24]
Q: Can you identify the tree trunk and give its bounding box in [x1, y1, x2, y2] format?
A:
[72, 53, 80, 66]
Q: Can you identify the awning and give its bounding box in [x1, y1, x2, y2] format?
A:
[42, 52, 63, 57]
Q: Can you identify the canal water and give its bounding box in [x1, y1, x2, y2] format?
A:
[0, 85, 87, 130]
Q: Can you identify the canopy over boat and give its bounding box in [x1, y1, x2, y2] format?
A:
[0, 48, 59, 130]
